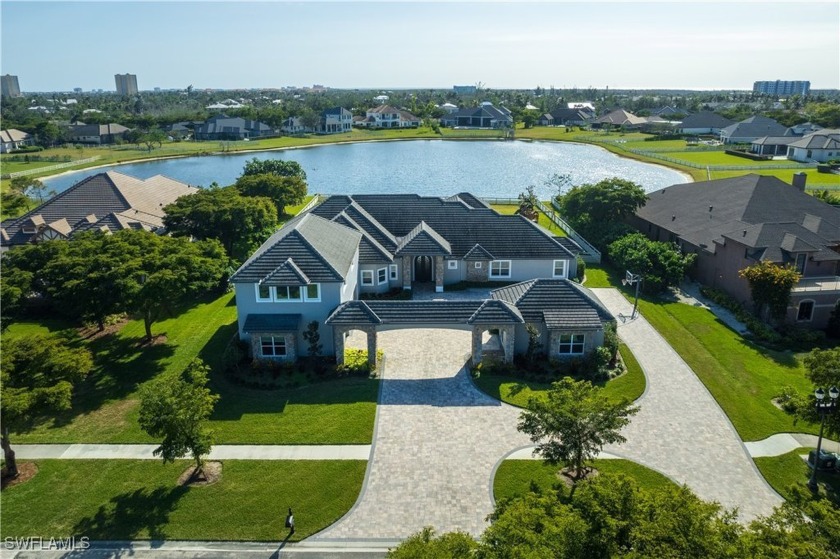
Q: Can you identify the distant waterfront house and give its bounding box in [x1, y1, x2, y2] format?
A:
[230, 193, 607, 366]
[439, 103, 512, 128]
[594, 109, 646, 129]
[677, 111, 734, 135]
[0, 171, 197, 249]
[358, 105, 421, 128]
[786, 129, 840, 163]
[281, 116, 313, 135]
[194, 115, 275, 141]
[719, 116, 787, 144]
[68, 123, 130, 145]
[548, 108, 594, 127]
[439, 102, 459, 114]
[750, 136, 798, 156]
[788, 122, 823, 136]
[537, 113, 554, 126]
[630, 174, 840, 328]
[0, 129, 33, 153]
[318, 107, 353, 134]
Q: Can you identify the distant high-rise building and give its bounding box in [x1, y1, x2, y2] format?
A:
[1, 74, 21, 98]
[753, 80, 810, 96]
[453, 85, 478, 95]
[74, 87, 83, 93]
[115, 73, 138, 95]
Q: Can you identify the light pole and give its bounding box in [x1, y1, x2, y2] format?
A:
[807, 385, 839, 492]
[621, 271, 642, 320]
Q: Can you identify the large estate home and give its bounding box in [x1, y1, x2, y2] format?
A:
[0, 128, 33, 153]
[194, 115, 275, 141]
[356, 105, 420, 129]
[318, 107, 353, 134]
[230, 193, 612, 366]
[630, 174, 840, 328]
[439, 103, 512, 128]
[0, 171, 197, 249]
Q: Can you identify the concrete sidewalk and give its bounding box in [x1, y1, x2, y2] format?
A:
[12, 444, 371, 461]
[745, 433, 840, 458]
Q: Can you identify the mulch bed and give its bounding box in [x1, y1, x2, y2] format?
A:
[137, 334, 168, 348]
[556, 466, 599, 487]
[177, 461, 222, 487]
[77, 317, 130, 341]
[2, 462, 38, 490]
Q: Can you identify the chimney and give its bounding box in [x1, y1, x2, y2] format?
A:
[792, 172, 807, 191]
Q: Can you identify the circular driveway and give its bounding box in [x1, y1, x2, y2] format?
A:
[311, 328, 531, 543]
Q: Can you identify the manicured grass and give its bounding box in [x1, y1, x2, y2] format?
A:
[712, 168, 840, 186]
[583, 263, 620, 288]
[489, 203, 565, 235]
[0, 459, 366, 541]
[10, 293, 379, 444]
[494, 459, 676, 502]
[472, 342, 645, 408]
[754, 448, 840, 503]
[635, 297, 815, 441]
[659, 150, 806, 166]
[1, 159, 71, 174]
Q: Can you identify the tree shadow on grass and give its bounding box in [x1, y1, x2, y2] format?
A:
[73, 485, 189, 541]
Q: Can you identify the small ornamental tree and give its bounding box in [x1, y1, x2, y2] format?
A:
[739, 261, 801, 321]
[799, 348, 840, 439]
[524, 323, 543, 365]
[518, 378, 639, 486]
[608, 233, 695, 294]
[138, 359, 220, 478]
[302, 320, 323, 357]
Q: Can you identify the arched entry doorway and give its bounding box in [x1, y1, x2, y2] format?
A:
[414, 255, 433, 282]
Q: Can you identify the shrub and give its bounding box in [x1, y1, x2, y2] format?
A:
[775, 385, 804, 414]
[575, 256, 586, 282]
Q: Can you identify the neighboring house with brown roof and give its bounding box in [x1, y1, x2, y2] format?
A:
[231, 193, 610, 366]
[0, 129, 33, 153]
[594, 109, 647, 129]
[69, 123, 130, 145]
[786, 129, 840, 163]
[0, 171, 197, 249]
[630, 174, 840, 328]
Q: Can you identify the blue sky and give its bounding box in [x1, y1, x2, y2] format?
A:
[2, 1, 838, 92]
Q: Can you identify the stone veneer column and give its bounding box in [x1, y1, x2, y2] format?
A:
[402, 255, 412, 290]
[366, 327, 378, 367]
[471, 327, 484, 367]
[500, 325, 515, 363]
[434, 256, 444, 293]
[333, 327, 347, 365]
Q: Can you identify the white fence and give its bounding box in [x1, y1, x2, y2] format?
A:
[5, 156, 101, 179]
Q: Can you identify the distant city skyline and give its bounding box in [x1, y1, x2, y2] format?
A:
[2, 1, 838, 93]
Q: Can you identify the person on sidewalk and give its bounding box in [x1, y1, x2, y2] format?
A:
[285, 507, 295, 536]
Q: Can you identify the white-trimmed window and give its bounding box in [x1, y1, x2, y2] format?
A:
[276, 286, 302, 301]
[475, 262, 482, 269]
[490, 260, 511, 278]
[256, 284, 273, 302]
[377, 268, 388, 285]
[389, 264, 398, 280]
[361, 270, 374, 286]
[553, 259, 567, 278]
[260, 336, 286, 357]
[448, 260, 458, 270]
[797, 300, 814, 321]
[304, 283, 321, 302]
[558, 334, 585, 355]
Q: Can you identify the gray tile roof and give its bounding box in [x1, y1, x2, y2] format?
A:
[332, 212, 393, 263]
[467, 300, 524, 324]
[263, 258, 310, 286]
[721, 116, 787, 140]
[327, 300, 522, 326]
[311, 194, 574, 262]
[787, 129, 840, 150]
[243, 313, 302, 333]
[543, 309, 603, 329]
[0, 172, 197, 247]
[395, 221, 452, 256]
[230, 213, 362, 284]
[636, 174, 840, 261]
[463, 243, 495, 260]
[325, 301, 383, 325]
[678, 111, 734, 130]
[491, 279, 613, 326]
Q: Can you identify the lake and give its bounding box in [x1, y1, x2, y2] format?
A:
[43, 140, 690, 199]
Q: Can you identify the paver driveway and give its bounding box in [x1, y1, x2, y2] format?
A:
[311, 328, 531, 543]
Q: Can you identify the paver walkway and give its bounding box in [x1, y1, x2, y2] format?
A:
[590, 288, 783, 521]
[311, 328, 531, 542]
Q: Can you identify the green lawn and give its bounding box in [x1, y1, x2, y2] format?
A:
[472, 342, 645, 408]
[7, 293, 379, 444]
[635, 297, 815, 441]
[0, 459, 366, 541]
[659, 150, 807, 167]
[490, 203, 565, 235]
[754, 448, 840, 503]
[494, 459, 676, 502]
[583, 264, 620, 288]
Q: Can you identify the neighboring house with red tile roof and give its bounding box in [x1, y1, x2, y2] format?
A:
[0, 171, 197, 249]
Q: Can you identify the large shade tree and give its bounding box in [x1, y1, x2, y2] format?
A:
[163, 186, 277, 262]
[608, 232, 696, 294]
[235, 173, 307, 217]
[1, 335, 93, 477]
[739, 261, 801, 321]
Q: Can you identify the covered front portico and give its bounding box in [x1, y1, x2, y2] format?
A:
[326, 299, 524, 367]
